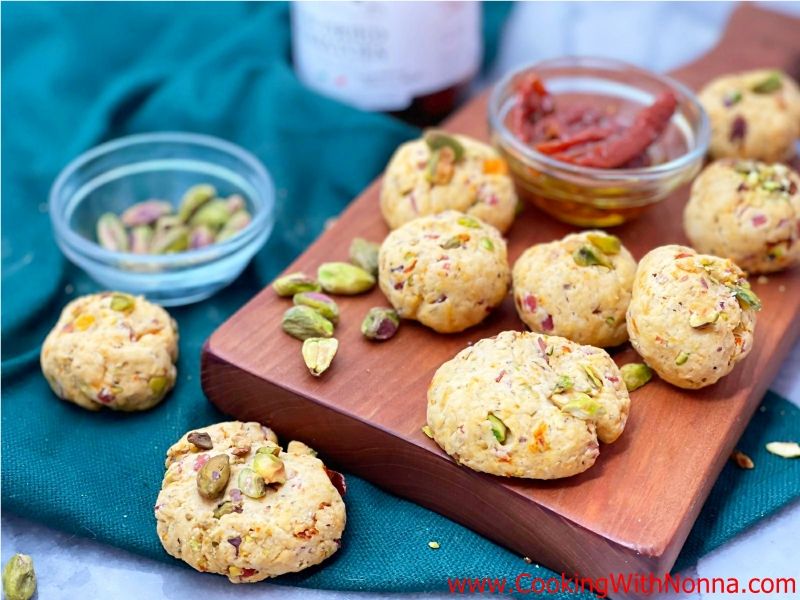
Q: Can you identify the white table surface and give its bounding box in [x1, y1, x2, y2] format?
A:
[3, 2, 800, 598]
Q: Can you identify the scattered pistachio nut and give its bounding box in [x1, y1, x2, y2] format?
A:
[151, 226, 190, 254]
[97, 213, 129, 252]
[573, 245, 613, 268]
[349, 237, 380, 276]
[121, 200, 173, 227]
[130, 225, 153, 254]
[252, 452, 287, 484]
[620, 363, 653, 392]
[751, 72, 782, 94]
[178, 184, 216, 223]
[361, 307, 400, 341]
[273, 272, 321, 297]
[301, 337, 339, 376]
[293, 291, 340, 324]
[487, 412, 508, 443]
[731, 450, 754, 469]
[187, 431, 213, 450]
[2, 553, 36, 600]
[765, 441, 800, 458]
[190, 199, 230, 230]
[197, 454, 230, 500]
[238, 467, 267, 498]
[318, 262, 376, 295]
[217, 210, 252, 242]
[282, 305, 334, 340]
[586, 233, 621, 255]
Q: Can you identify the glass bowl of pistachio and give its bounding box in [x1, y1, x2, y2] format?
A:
[49, 132, 275, 305]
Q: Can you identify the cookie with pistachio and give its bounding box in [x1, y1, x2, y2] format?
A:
[380, 132, 518, 233]
[512, 230, 637, 347]
[378, 211, 511, 333]
[684, 159, 800, 274]
[626, 245, 760, 390]
[40, 292, 178, 411]
[155, 421, 346, 583]
[426, 331, 630, 480]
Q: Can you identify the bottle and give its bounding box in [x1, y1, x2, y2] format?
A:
[291, 1, 482, 126]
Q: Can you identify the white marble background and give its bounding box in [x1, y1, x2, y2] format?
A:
[3, 2, 799, 599]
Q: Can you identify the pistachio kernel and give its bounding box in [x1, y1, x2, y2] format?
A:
[301, 337, 339, 377]
[361, 307, 400, 341]
[586, 233, 621, 255]
[424, 130, 465, 161]
[74, 314, 95, 331]
[554, 375, 573, 393]
[196, 454, 230, 500]
[722, 89, 742, 107]
[425, 147, 456, 185]
[620, 363, 653, 392]
[256, 442, 281, 456]
[751, 72, 782, 94]
[317, 262, 376, 295]
[149, 376, 168, 395]
[293, 291, 340, 324]
[178, 184, 216, 223]
[582, 364, 603, 388]
[479, 237, 494, 251]
[457, 215, 481, 229]
[561, 393, 604, 420]
[238, 467, 268, 498]
[765, 441, 800, 458]
[151, 226, 190, 254]
[440, 235, 466, 249]
[252, 452, 287, 485]
[187, 431, 213, 450]
[273, 272, 321, 297]
[487, 412, 508, 443]
[675, 351, 690, 366]
[689, 310, 720, 328]
[573, 245, 613, 268]
[97, 212, 129, 252]
[349, 237, 381, 277]
[282, 306, 335, 341]
[2, 553, 36, 600]
[213, 500, 235, 519]
[730, 285, 762, 311]
[110, 293, 135, 312]
[189, 199, 230, 230]
[120, 200, 173, 227]
[421, 425, 434, 439]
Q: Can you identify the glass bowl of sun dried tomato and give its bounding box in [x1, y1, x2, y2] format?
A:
[488, 56, 710, 227]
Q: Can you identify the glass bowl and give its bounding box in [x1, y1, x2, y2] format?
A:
[50, 132, 275, 306]
[488, 57, 710, 227]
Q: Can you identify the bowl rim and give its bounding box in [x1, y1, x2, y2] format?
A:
[49, 131, 275, 268]
[488, 55, 711, 180]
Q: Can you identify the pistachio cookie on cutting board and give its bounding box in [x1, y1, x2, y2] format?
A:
[155, 422, 346, 583]
[40, 292, 178, 411]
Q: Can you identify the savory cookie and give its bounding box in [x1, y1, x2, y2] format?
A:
[40, 292, 178, 411]
[427, 331, 630, 480]
[378, 211, 510, 333]
[698, 69, 800, 162]
[512, 231, 637, 347]
[155, 422, 346, 583]
[626, 245, 760, 390]
[380, 133, 517, 233]
[684, 159, 800, 274]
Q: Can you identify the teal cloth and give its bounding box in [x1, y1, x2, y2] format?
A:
[2, 2, 798, 595]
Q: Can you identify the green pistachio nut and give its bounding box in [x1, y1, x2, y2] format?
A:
[487, 412, 508, 443]
[554, 374, 573, 393]
[121, 200, 173, 227]
[560, 393, 604, 420]
[217, 210, 252, 242]
[361, 307, 400, 341]
[2, 554, 36, 600]
[457, 215, 481, 229]
[730, 284, 762, 311]
[751, 72, 782, 94]
[675, 351, 690, 366]
[213, 500, 235, 519]
[301, 337, 339, 377]
[582, 364, 603, 388]
[256, 442, 281, 456]
[97, 213, 129, 252]
[586, 232, 621, 255]
[253, 451, 287, 484]
[293, 291, 340, 324]
[573, 245, 613, 268]
[281, 305, 334, 341]
[197, 454, 230, 500]
[349, 237, 381, 276]
[723, 90, 742, 106]
[189, 225, 216, 249]
[620, 363, 653, 392]
[189, 199, 230, 230]
[130, 225, 154, 254]
[151, 225, 190, 254]
[318, 262, 376, 295]
[225, 194, 246, 214]
[238, 467, 268, 498]
[178, 184, 216, 223]
[149, 376, 169, 395]
[479, 237, 494, 251]
[273, 272, 321, 296]
[110, 293, 135, 312]
[424, 130, 465, 161]
[421, 425, 434, 439]
[689, 310, 720, 328]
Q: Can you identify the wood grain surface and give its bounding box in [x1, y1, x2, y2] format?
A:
[202, 5, 800, 594]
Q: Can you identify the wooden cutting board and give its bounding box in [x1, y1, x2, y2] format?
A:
[202, 5, 800, 594]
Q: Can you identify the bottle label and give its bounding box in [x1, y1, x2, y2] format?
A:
[292, 1, 482, 111]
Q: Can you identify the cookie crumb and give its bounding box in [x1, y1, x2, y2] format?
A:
[757, 275, 769, 285]
[428, 541, 440, 550]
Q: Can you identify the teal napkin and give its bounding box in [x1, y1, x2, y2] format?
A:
[2, 2, 798, 596]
